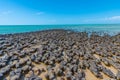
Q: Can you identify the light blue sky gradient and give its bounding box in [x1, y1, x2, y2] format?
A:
[0, 0, 120, 25]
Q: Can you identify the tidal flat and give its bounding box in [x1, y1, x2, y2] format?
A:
[0, 29, 120, 80]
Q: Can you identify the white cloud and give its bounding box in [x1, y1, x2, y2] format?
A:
[83, 16, 120, 23]
[104, 16, 120, 20]
[36, 12, 44, 15]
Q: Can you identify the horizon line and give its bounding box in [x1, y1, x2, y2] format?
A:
[0, 23, 120, 26]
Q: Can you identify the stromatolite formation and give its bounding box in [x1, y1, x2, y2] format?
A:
[0, 29, 120, 80]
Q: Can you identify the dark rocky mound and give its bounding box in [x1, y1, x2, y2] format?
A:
[0, 29, 120, 80]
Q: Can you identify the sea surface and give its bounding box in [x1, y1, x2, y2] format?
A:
[0, 24, 120, 35]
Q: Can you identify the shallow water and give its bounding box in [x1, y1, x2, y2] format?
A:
[0, 24, 120, 35]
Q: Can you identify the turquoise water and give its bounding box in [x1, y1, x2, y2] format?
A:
[0, 24, 120, 35]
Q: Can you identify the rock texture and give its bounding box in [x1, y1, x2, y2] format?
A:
[0, 29, 120, 80]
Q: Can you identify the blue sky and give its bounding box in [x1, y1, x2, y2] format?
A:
[0, 0, 120, 25]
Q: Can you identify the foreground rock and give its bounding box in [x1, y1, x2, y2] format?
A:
[0, 29, 120, 80]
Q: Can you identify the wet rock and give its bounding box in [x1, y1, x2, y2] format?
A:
[59, 65, 66, 71]
[41, 41, 49, 45]
[45, 74, 49, 80]
[49, 73, 56, 80]
[116, 71, 120, 80]
[0, 62, 6, 68]
[41, 68, 46, 72]
[19, 59, 26, 65]
[22, 65, 31, 72]
[0, 51, 4, 56]
[102, 67, 115, 78]
[10, 70, 21, 80]
[0, 66, 10, 75]
[10, 71, 15, 77]
[66, 71, 72, 80]
[84, 60, 90, 69]
[30, 55, 36, 61]
[19, 51, 26, 58]
[32, 67, 41, 75]
[30, 48, 38, 53]
[15, 63, 20, 68]
[25, 71, 34, 78]
[15, 68, 22, 74]
[89, 65, 103, 79]
[72, 65, 78, 73]
[10, 75, 20, 80]
[56, 68, 63, 76]
[81, 70, 86, 78]
[0, 73, 3, 79]
[71, 76, 76, 80]
[41, 56, 46, 62]
[28, 75, 42, 80]
[10, 55, 18, 61]
[102, 58, 110, 66]
[44, 60, 49, 65]
[81, 78, 86, 80]
[60, 77, 65, 80]
[47, 65, 52, 71]
[9, 60, 17, 68]
[97, 65, 103, 71]
[26, 60, 32, 65]
[60, 61, 67, 66]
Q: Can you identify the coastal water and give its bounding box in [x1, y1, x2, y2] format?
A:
[0, 24, 120, 35]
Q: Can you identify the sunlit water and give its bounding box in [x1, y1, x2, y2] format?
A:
[0, 24, 120, 35]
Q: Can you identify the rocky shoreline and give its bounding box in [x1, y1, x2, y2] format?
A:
[0, 29, 120, 80]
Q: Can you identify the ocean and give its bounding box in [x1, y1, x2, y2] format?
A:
[0, 24, 120, 35]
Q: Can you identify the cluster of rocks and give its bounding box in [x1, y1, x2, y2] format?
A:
[0, 29, 120, 80]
